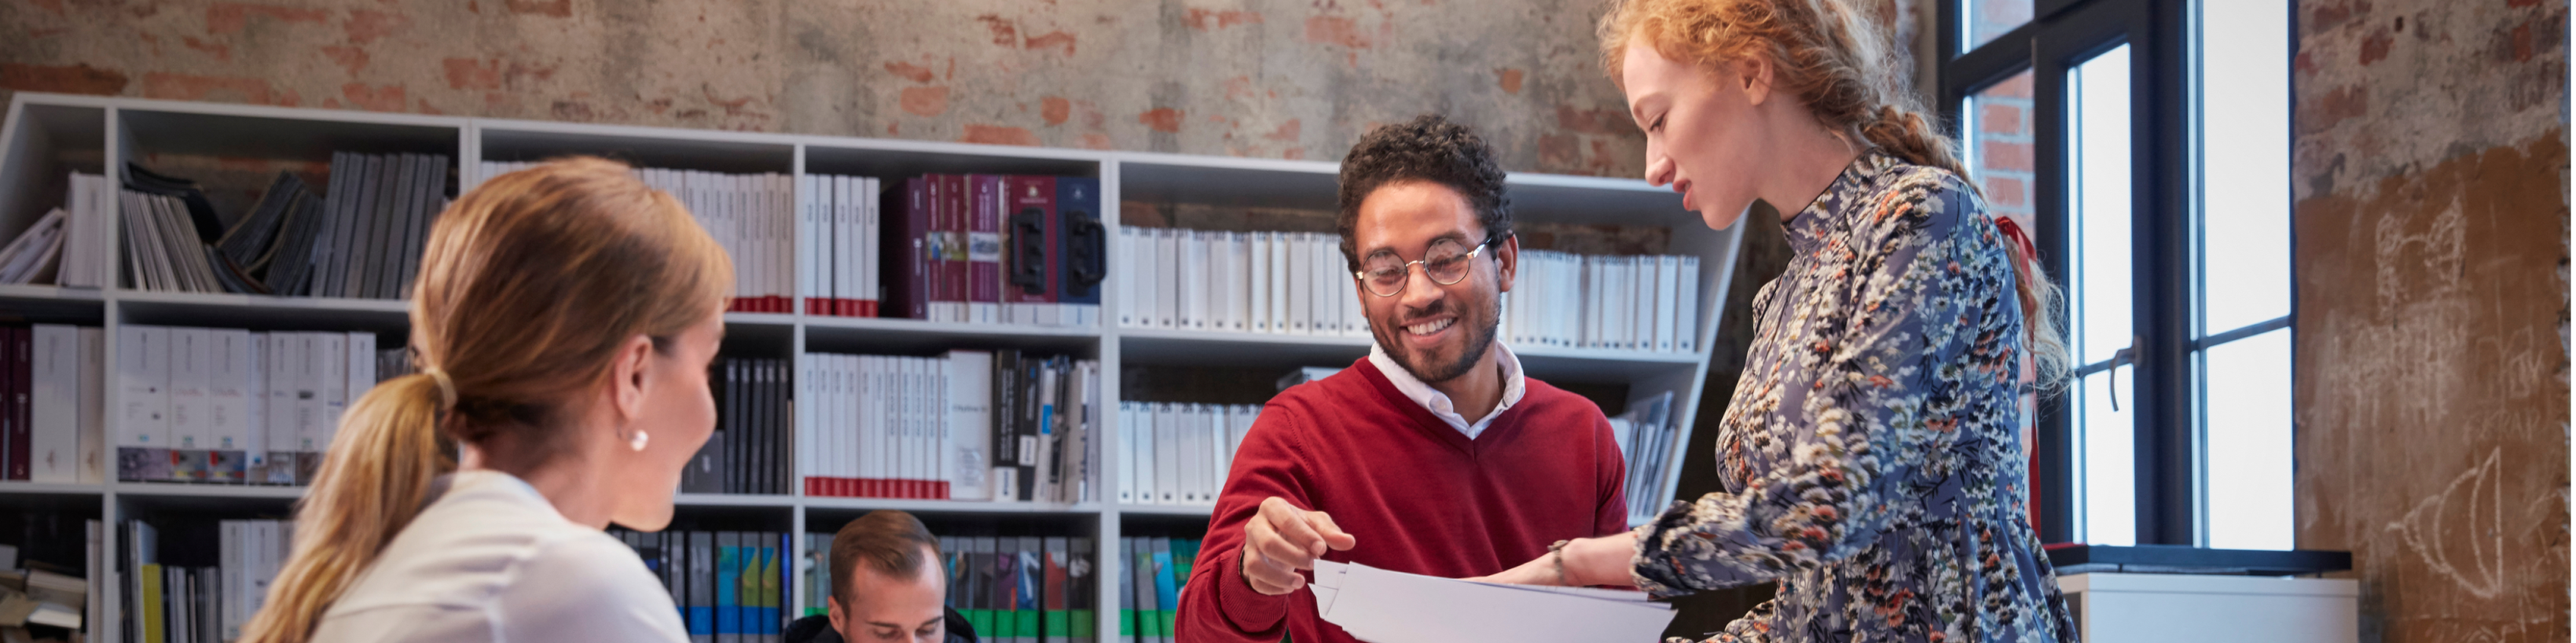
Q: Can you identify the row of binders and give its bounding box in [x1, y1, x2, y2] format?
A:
[799, 351, 1100, 505]
[1504, 250, 1701, 353]
[471, 166, 1111, 328]
[1113, 402, 1257, 506]
[482, 162, 798, 314]
[876, 175, 1106, 328]
[1114, 537, 1199, 643]
[607, 529, 791, 643]
[0, 325, 104, 484]
[1115, 229, 1368, 336]
[683, 358, 796, 495]
[923, 535, 1100, 643]
[1610, 391, 1684, 524]
[0, 174, 112, 287]
[116, 325, 399, 485]
[796, 174, 884, 317]
[121, 518, 293, 643]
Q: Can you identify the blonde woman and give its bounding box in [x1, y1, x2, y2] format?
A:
[240, 157, 734, 643]
[1476, 0, 2077, 641]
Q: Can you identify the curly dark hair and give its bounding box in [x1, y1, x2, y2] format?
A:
[1335, 114, 1514, 271]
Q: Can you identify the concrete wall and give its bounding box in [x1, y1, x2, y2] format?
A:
[2292, 0, 2569, 641]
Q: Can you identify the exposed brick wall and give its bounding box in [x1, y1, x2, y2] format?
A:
[0, 0, 1924, 178]
[0, 0, 1624, 174]
[1965, 0, 2031, 49]
[2292, 0, 2569, 641]
[1968, 70, 2036, 235]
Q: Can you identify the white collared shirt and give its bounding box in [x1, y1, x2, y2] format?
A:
[310, 470, 689, 643]
[1367, 340, 1527, 439]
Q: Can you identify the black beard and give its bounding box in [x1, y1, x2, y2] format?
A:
[1371, 297, 1500, 384]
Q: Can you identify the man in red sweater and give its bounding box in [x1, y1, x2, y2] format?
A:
[1177, 114, 1630, 643]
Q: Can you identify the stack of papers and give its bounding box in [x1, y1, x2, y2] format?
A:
[1311, 560, 1675, 642]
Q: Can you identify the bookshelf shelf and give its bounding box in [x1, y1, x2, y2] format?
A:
[112, 289, 411, 332]
[0, 286, 105, 325]
[0, 285, 102, 301]
[1117, 328, 1371, 370]
[1114, 503, 1215, 517]
[0, 92, 1748, 643]
[803, 139, 1102, 180]
[799, 495, 1105, 516]
[106, 483, 305, 500]
[801, 314, 1103, 355]
[721, 311, 802, 329]
[671, 492, 802, 508]
[0, 481, 107, 498]
[109, 288, 408, 311]
[117, 105, 462, 163]
[479, 122, 795, 178]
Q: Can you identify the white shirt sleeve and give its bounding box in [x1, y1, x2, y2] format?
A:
[491, 531, 692, 643]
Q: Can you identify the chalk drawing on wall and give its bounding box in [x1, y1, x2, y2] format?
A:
[2386, 447, 2504, 599]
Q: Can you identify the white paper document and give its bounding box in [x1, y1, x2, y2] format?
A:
[1310, 560, 1676, 643]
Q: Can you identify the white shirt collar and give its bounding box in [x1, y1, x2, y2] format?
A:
[1367, 340, 1526, 439]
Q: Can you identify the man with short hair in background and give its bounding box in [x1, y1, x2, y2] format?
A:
[785, 510, 978, 643]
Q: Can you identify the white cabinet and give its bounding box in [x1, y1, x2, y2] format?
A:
[2060, 572, 2358, 643]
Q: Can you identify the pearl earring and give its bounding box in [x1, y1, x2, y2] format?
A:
[629, 430, 651, 452]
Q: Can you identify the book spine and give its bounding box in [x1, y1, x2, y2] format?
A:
[2, 326, 23, 481]
[28, 325, 73, 483]
[901, 178, 930, 320]
[691, 531, 714, 643]
[970, 175, 1005, 325]
[1056, 178, 1103, 328]
[1044, 537, 1068, 643]
[717, 531, 741, 643]
[1149, 539, 1176, 643]
[1070, 536, 1095, 643]
[1015, 537, 1041, 643]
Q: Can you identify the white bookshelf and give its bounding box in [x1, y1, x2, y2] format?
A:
[0, 92, 1747, 643]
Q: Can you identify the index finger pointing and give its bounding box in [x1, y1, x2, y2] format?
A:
[1305, 511, 1358, 552]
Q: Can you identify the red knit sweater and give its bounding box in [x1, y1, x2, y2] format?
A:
[1178, 358, 1629, 643]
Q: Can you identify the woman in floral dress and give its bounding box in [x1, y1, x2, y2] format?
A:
[1473, 1, 2079, 641]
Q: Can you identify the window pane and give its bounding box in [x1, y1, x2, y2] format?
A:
[2070, 45, 2134, 366]
[1965, 0, 2035, 51]
[2075, 369, 2137, 546]
[2198, 0, 2292, 333]
[2065, 44, 2137, 547]
[1963, 70, 2038, 245]
[2203, 328, 2294, 550]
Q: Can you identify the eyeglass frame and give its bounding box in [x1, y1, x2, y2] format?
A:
[1352, 233, 1508, 297]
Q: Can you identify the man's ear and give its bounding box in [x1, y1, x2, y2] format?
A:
[1492, 233, 1519, 294]
[827, 593, 847, 632]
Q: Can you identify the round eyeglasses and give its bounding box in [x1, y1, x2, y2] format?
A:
[1353, 236, 1500, 297]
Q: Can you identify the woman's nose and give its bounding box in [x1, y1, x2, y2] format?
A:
[1644, 152, 1675, 187]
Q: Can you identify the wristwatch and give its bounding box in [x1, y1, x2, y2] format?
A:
[1548, 539, 1573, 586]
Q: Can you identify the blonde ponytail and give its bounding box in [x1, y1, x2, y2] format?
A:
[237, 374, 452, 643]
[1602, 0, 2070, 388]
[236, 156, 734, 643]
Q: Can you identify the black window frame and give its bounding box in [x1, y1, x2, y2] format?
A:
[1939, 0, 2199, 546]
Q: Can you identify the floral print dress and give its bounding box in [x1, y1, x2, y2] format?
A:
[1631, 150, 2076, 642]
